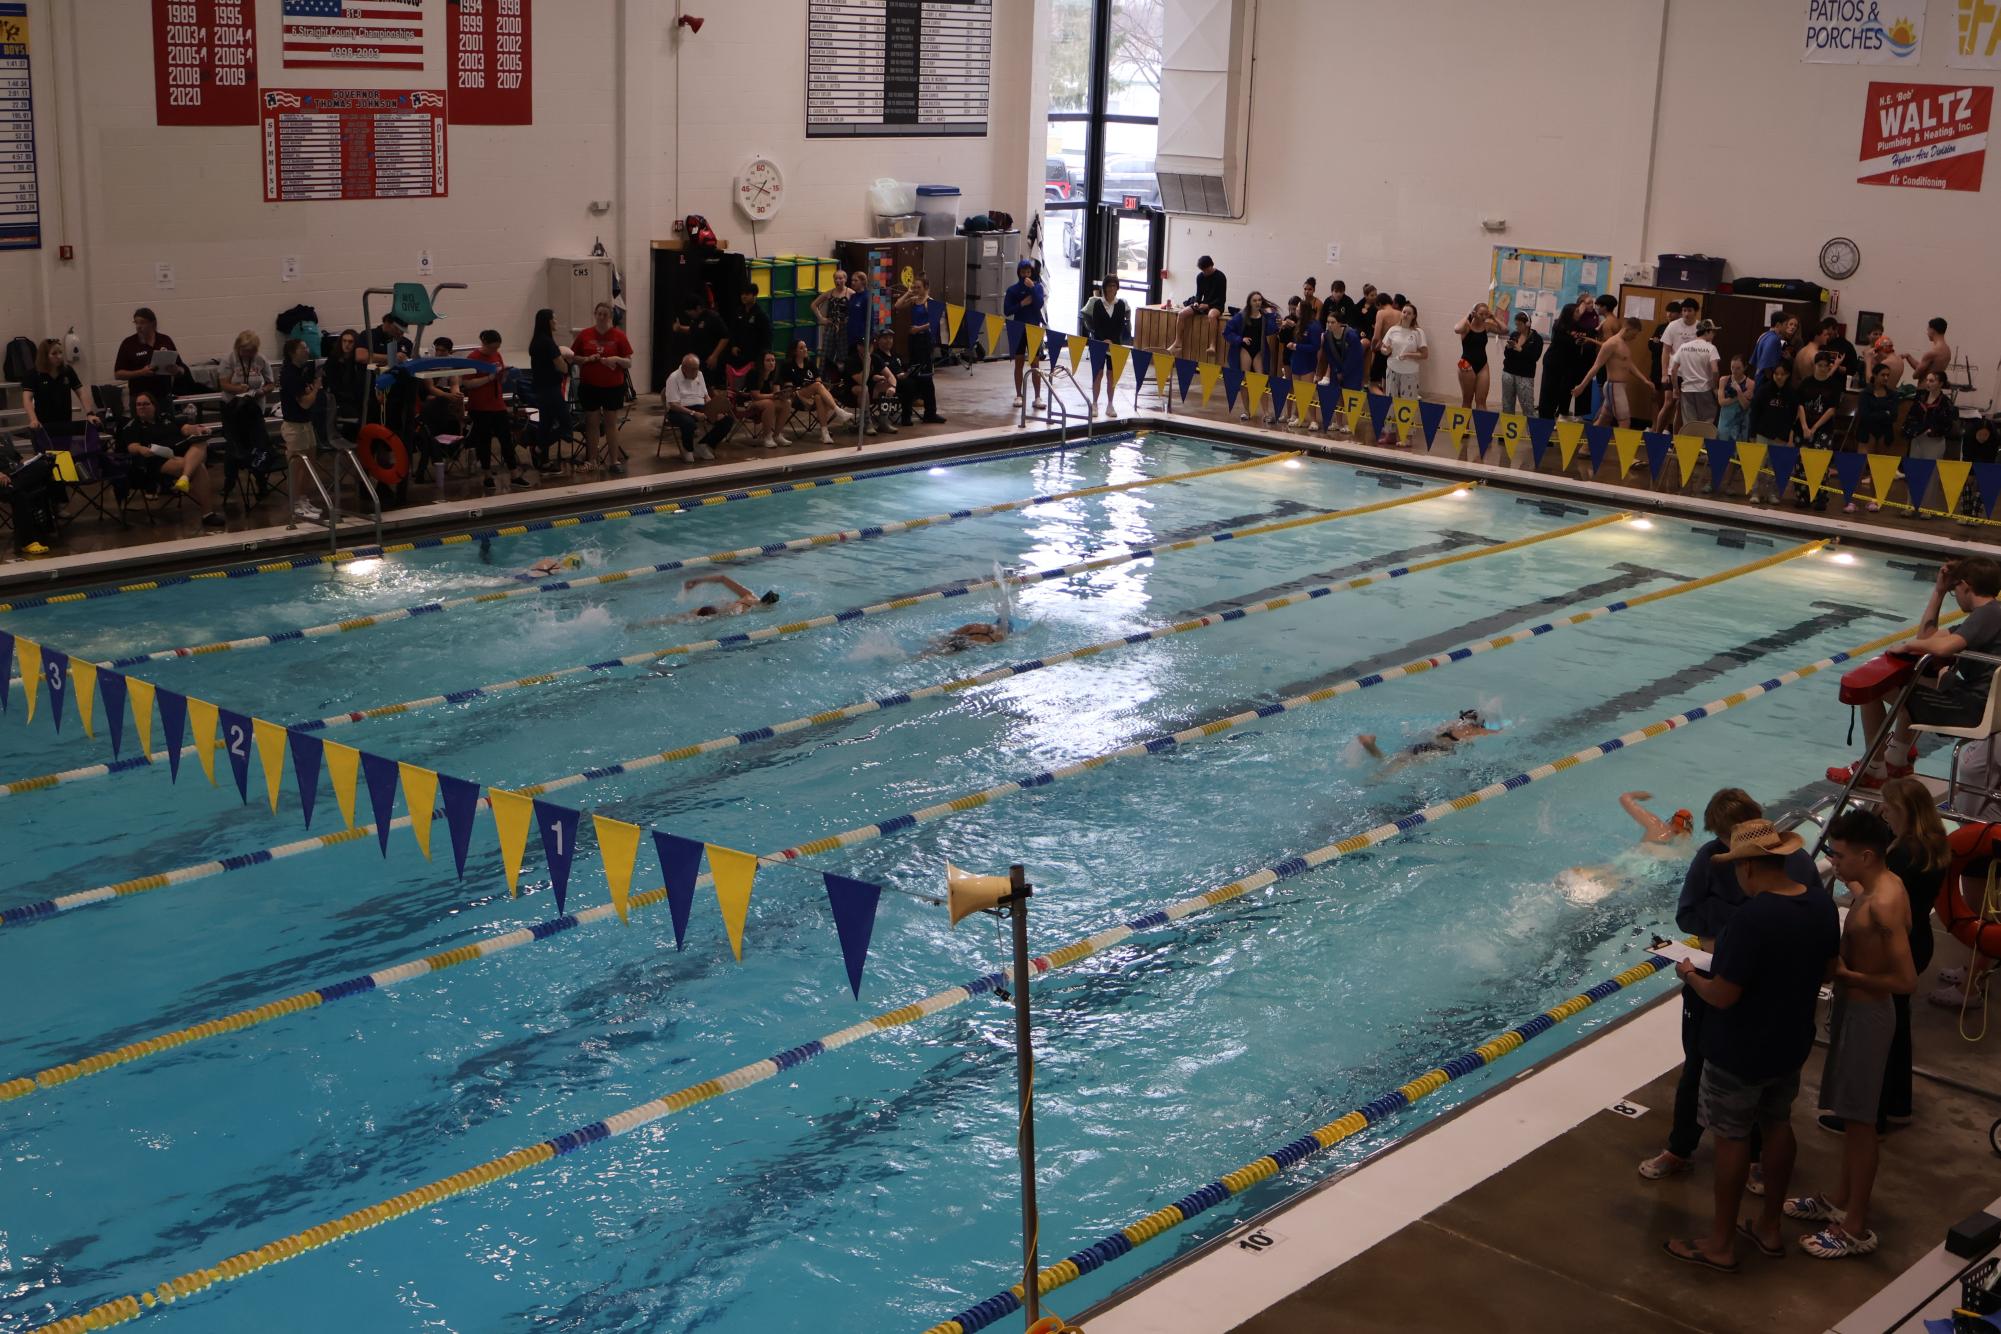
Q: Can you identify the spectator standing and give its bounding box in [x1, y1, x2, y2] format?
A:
[278, 337, 323, 525]
[1168, 255, 1226, 359]
[1751, 311, 1794, 383]
[325, 330, 372, 440]
[571, 301, 633, 475]
[22, 337, 95, 441]
[727, 286, 773, 374]
[675, 297, 731, 386]
[1793, 351, 1845, 508]
[1381, 304, 1428, 403]
[1224, 292, 1272, 421]
[812, 270, 851, 373]
[1714, 355, 1753, 444]
[1317, 304, 1364, 393]
[463, 329, 524, 490]
[1862, 777, 1948, 1131]
[1079, 274, 1132, 417]
[1905, 370, 1956, 515]
[1326, 279, 1359, 330]
[1370, 294, 1400, 392]
[1824, 319, 1860, 382]
[1577, 316, 1643, 428]
[527, 308, 572, 472]
[894, 277, 946, 426]
[1847, 362, 1901, 513]
[114, 307, 185, 409]
[1746, 361, 1796, 504]
[1784, 809, 1914, 1260]
[119, 388, 222, 528]
[1669, 319, 1721, 441]
[1004, 259, 1047, 410]
[1654, 300, 1702, 430]
[1662, 819, 1840, 1274]
[662, 353, 723, 463]
[1453, 303, 1505, 410]
[1498, 312, 1543, 418]
[1539, 301, 1580, 420]
[1902, 317, 1952, 384]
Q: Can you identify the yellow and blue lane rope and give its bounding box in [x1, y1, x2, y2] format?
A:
[20, 449, 1289, 680]
[919, 952, 1678, 1334]
[15, 622, 1917, 1334]
[0, 489, 1557, 929]
[0, 434, 1126, 617]
[0, 532, 1803, 1095]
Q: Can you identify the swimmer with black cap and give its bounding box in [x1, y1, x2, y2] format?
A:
[626, 573, 779, 629]
[921, 562, 1017, 656]
[1357, 708, 1503, 775]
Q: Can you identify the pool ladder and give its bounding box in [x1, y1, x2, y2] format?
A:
[1021, 361, 1089, 449]
[288, 445, 385, 555]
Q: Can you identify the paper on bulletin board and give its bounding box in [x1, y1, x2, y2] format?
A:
[1497, 256, 1522, 285]
[1489, 246, 1615, 340]
[1580, 260, 1600, 286]
[1625, 295, 1656, 321]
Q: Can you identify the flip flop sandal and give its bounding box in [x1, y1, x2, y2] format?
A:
[1736, 1219, 1785, 1258]
[1662, 1238, 1740, 1273]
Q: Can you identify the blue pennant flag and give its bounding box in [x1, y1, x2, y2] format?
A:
[1766, 445, 1800, 494]
[1417, 399, 1445, 445]
[0, 629, 11, 712]
[1471, 410, 1498, 456]
[1526, 416, 1555, 466]
[219, 707, 254, 802]
[1129, 348, 1153, 393]
[653, 831, 706, 950]
[1367, 392, 1391, 439]
[43, 647, 67, 734]
[1318, 380, 1342, 430]
[288, 728, 324, 827]
[100, 669, 129, 759]
[439, 774, 483, 878]
[1976, 462, 2001, 516]
[1901, 456, 1938, 515]
[1174, 357, 1197, 403]
[1704, 438, 1737, 495]
[1830, 451, 1867, 503]
[1584, 424, 1614, 472]
[1642, 432, 1672, 482]
[361, 751, 401, 854]
[158, 688, 189, 784]
[533, 800, 582, 914]
[823, 873, 884, 1000]
[1088, 339, 1108, 376]
[1005, 321, 1026, 358]
[1270, 373, 1292, 419]
[1221, 363, 1244, 410]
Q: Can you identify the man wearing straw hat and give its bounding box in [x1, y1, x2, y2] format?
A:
[1663, 819, 1839, 1273]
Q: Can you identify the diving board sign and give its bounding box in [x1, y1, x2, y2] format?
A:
[0, 2, 36, 252]
[261, 86, 446, 200]
[806, 0, 991, 138]
[152, 0, 261, 125]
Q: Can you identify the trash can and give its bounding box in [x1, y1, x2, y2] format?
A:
[917, 185, 961, 238]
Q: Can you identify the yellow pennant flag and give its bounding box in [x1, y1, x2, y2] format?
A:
[487, 787, 534, 897]
[1022, 324, 1046, 365]
[1442, 406, 1472, 445]
[1672, 435, 1706, 488]
[324, 739, 361, 829]
[1554, 420, 1585, 469]
[188, 698, 220, 786]
[1067, 334, 1087, 373]
[1937, 458, 1972, 515]
[1866, 453, 1901, 508]
[592, 814, 644, 923]
[983, 313, 1006, 357]
[1733, 441, 1767, 496]
[1497, 413, 1528, 462]
[1341, 388, 1367, 429]
[1798, 447, 1834, 501]
[1107, 342, 1131, 389]
[1196, 361, 1222, 406]
[1294, 380, 1318, 426]
[126, 676, 156, 759]
[943, 303, 965, 345]
[1391, 397, 1421, 441]
[707, 844, 760, 961]
[1611, 427, 1644, 477]
[68, 658, 99, 739]
[16, 639, 40, 724]
[399, 763, 439, 859]
[253, 718, 289, 812]
[1244, 371, 1269, 416]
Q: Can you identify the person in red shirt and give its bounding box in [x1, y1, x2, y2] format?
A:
[464, 329, 524, 491]
[570, 301, 633, 475]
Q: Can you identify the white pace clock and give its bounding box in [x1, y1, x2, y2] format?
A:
[735, 157, 785, 222]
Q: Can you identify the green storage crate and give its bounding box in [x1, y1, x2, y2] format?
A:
[772, 294, 797, 324]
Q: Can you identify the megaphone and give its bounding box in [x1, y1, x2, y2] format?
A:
[946, 862, 1015, 926]
[676, 13, 704, 33]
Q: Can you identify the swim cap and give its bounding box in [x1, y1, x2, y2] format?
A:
[760, 590, 780, 605]
[1672, 809, 1695, 833]
[562, 554, 584, 570]
[1458, 708, 1484, 725]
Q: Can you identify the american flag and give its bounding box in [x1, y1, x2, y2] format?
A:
[281, 0, 426, 72]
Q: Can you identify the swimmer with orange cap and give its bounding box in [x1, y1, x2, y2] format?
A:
[1556, 792, 1696, 905]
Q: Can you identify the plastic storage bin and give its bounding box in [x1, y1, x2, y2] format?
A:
[917, 185, 961, 238]
[875, 212, 924, 239]
[1656, 253, 1726, 292]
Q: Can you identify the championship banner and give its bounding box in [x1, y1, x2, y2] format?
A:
[1859, 80, 1991, 191]
[1802, 0, 1922, 64]
[154, 0, 260, 125]
[447, 0, 530, 124]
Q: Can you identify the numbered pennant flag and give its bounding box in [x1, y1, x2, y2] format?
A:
[42, 646, 68, 734]
[593, 815, 643, 924]
[1367, 392, 1391, 440]
[1798, 447, 1834, 502]
[486, 788, 534, 897]
[288, 728, 325, 827]
[1731, 440, 1765, 497]
[188, 698, 219, 785]
[1704, 439, 1737, 495]
[1088, 339, 1108, 377]
[1022, 324, 1046, 366]
[100, 669, 129, 759]
[399, 763, 439, 860]
[1066, 334, 1087, 374]
[1553, 419, 1584, 469]
[440, 773, 482, 877]
[1197, 361, 1221, 407]
[68, 658, 98, 740]
[218, 707, 254, 802]
[823, 872, 883, 1000]
[533, 800, 581, 914]
[1938, 459, 1973, 516]
[1976, 463, 2001, 516]
[1174, 357, 1198, 403]
[707, 845, 759, 961]
[1245, 372, 1270, 418]
[1582, 424, 1613, 472]
[1106, 342, 1130, 390]
[943, 303, 964, 345]
[16, 638, 41, 724]
[252, 719, 287, 812]
[157, 687, 188, 783]
[1612, 427, 1645, 477]
[1441, 405, 1472, 447]
[1221, 364, 1244, 410]
[654, 830, 706, 949]
[0, 629, 12, 712]
[1766, 445, 1800, 496]
[1641, 432, 1671, 483]
[1522, 415, 1552, 466]
[361, 752, 401, 854]
[1672, 435, 1705, 488]
[1129, 349, 1153, 395]
[324, 739, 361, 829]
[1902, 456, 1938, 515]
[1319, 381, 1343, 430]
[983, 313, 1006, 357]
[1471, 410, 1498, 457]
[1830, 451, 1866, 504]
[1341, 388, 1367, 430]
[1391, 397, 1420, 441]
[1866, 453, 1901, 509]
[1417, 400, 1446, 448]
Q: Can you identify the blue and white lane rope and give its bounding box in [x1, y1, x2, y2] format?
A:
[0, 491, 1565, 928]
[919, 952, 1678, 1334]
[11, 448, 1287, 682]
[0, 433, 1134, 617]
[0, 534, 1805, 1093]
[15, 623, 1912, 1334]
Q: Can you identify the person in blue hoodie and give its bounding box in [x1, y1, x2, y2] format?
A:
[1004, 258, 1046, 410]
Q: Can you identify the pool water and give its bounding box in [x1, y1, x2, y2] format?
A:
[0, 433, 1924, 1332]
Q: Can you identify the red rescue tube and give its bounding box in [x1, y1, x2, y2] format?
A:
[1935, 821, 2001, 961]
[355, 423, 410, 487]
[1840, 651, 1919, 707]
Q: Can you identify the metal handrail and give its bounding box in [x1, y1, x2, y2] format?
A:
[288, 455, 340, 554]
[336, 446, 385, 550]
[1024, 361, 1088, 448]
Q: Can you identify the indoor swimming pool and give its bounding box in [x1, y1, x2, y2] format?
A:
[0, 432, 1938, 1333]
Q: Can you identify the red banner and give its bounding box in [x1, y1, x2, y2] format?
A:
[153, 0, 258, 125]
[1858, 80, 1992, 191]
[448, 0, 531, 124]
[262, 87, 447, 202]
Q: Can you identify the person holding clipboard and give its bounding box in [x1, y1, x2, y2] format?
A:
[114, 307, 186, 410]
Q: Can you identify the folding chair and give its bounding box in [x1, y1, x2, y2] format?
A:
[54, 423, 127, 529]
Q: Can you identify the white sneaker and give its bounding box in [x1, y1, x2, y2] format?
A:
[833, 408, 855, 425]
[880, 418, 899, 433]
[1012, 393, 1024, 406]
[1032, 397, 1043, 410]
[763, 436, 781, 449]
[694, 444, 716, 461]
[819, 428, 834, 445]
[292, 501, 322, 522]
[681, 450, 697, 463]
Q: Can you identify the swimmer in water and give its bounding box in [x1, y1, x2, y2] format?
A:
[525, 553, 584, 578]
[1357, 709, 1503, 776]
[627, 573, 779, 629]
[922, 621, 1010, 657]
[1556, 791, 1696, 903]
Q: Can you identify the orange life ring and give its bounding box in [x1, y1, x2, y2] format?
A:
[1935, 821, 2001, 960]
[355, 423, 410, 486]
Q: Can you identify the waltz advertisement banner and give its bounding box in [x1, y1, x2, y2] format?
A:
[1858, 80, 1991, 191]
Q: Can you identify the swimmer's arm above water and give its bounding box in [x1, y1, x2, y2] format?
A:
[686, 573, 754, 601]
[1619, 790, 1674, 843]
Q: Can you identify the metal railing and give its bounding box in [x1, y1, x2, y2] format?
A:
[285, 446, 383, 556]
[1021, 361, 1089, 449]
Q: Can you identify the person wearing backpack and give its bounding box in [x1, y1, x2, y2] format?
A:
[1079, 274, 1131, 417]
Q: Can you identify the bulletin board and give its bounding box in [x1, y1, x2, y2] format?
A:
[1488, 246, 1614, 338]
